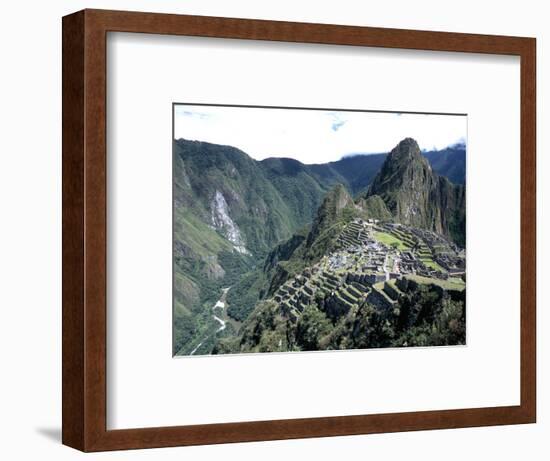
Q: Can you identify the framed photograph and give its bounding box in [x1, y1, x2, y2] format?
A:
[62, 9, 536, 451]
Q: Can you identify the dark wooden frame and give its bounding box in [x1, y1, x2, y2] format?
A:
[62, 8, 536, 452]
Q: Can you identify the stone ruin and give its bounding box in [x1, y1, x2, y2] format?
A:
[270, 218, 465, 323]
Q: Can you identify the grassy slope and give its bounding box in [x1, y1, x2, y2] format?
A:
[373, 231, 410, 250]
[406, 274, 465, 291]
[173, 139, 466, 354]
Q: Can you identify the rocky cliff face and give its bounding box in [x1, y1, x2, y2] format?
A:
[173, 137, 466, 354]
[355, 195, 392, 221]
[174, 139, 337, 257]
[210, 190, 249, 254]
[367, 138, 465, 246]
[306, 184, 354, 248]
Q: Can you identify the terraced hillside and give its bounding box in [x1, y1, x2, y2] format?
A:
[214, 217, 465, 354]
[270, 218, 464, 316]
[174, 137, 467, 355]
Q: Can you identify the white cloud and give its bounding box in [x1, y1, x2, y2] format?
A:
[174, 105, 466, 164]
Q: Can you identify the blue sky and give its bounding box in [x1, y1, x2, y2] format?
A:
[174, 105, 466, 164]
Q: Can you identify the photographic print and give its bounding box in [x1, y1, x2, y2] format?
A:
[173, 105, 466, 356]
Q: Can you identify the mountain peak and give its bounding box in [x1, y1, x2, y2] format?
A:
[368, 138, 428, 194]
[305, 184, 353, 249]
[366, 138, 465, 245]
[325, 183, 353, 209]
[387, 137, 423, 163]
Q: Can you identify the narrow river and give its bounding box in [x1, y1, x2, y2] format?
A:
[190, 287, 230, 355]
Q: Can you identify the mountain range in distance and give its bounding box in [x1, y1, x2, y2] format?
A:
[173, 137, 466, 356]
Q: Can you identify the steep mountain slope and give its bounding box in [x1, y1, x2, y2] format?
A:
[175, 139, 465, 253]
[173, 137, 466, 354]
[259, 157, 345, 231]
[222, 140, 464, 328]
[173, 139, 343, 353]
[355, 195, 393, 221]
[214, 184, 465, 354]
[175, 139, 304, 256]
[366, 138, 465, 246]
[175, 139, 381, 256]
[225, 185, 356, 322]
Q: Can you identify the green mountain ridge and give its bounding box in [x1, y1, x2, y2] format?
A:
[225, 186, 356, 323]
[173, 139, 340, 354]
[173, 137, 466, 355]
[213, 184, 465, 354]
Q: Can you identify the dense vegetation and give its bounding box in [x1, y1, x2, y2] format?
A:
[173, 137, 467, 355]
[214, 285, 465, 354]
